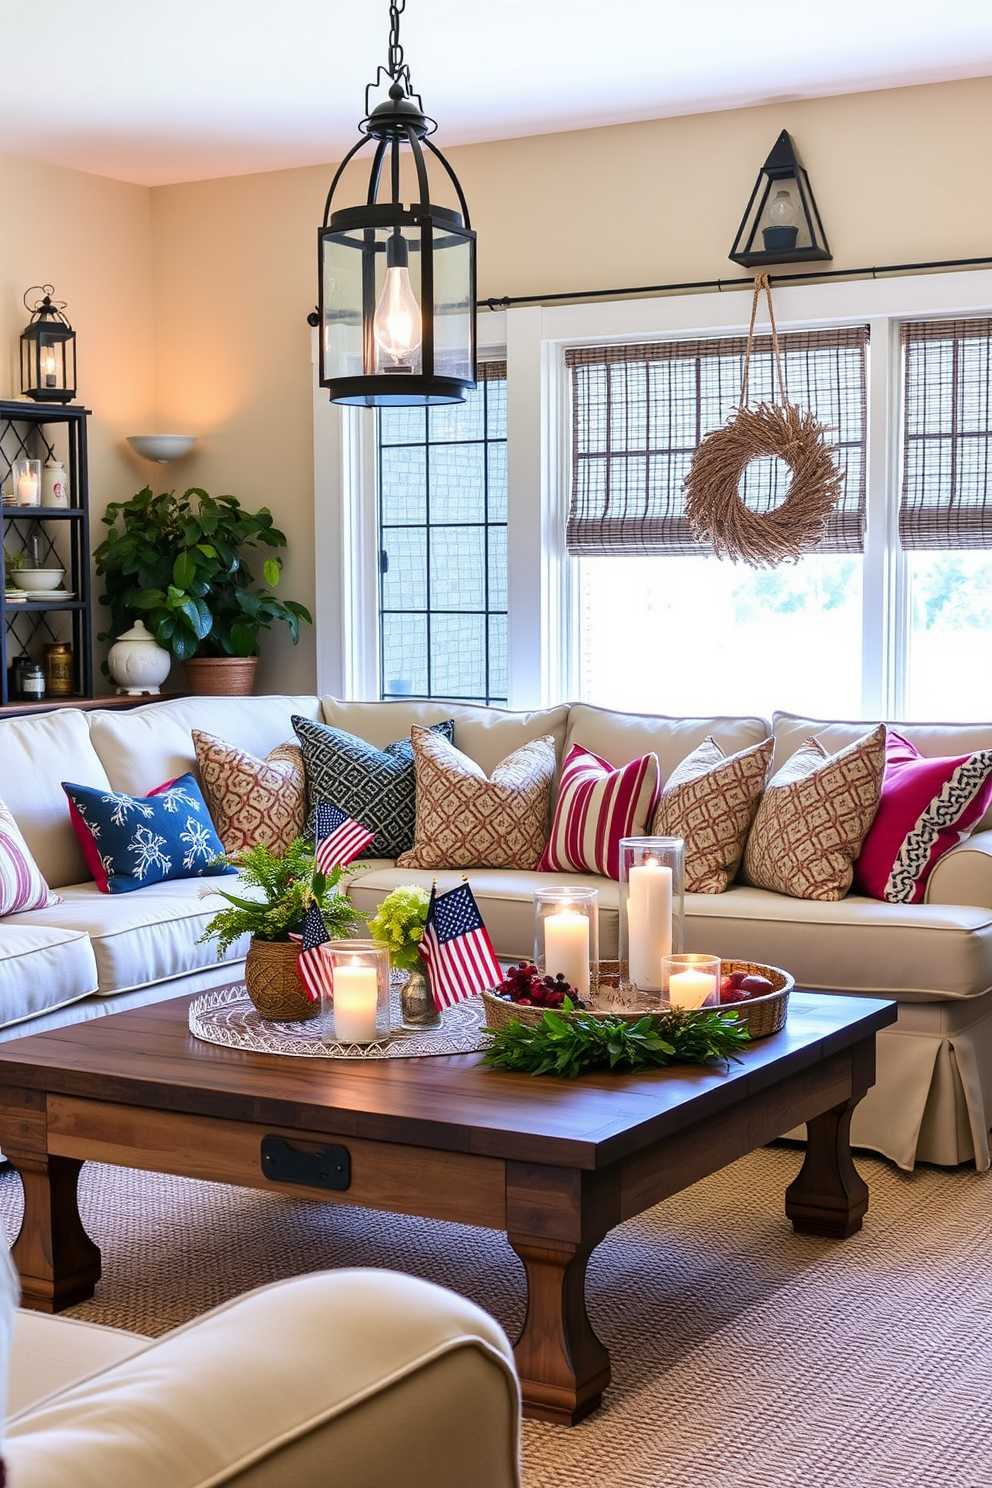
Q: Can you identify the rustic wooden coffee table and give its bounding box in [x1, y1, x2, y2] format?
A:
[0, 987, 895, 1424]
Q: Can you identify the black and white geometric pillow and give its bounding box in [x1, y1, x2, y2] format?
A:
[292, 716, 455, 860]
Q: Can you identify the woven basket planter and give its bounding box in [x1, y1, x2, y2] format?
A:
[183, 656, 258, 697]
[244, 937, 319, 1023]
[483, 960, 793, 1041]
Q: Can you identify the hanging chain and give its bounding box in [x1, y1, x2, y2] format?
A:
[387, 0, 405, 76]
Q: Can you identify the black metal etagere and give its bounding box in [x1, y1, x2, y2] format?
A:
[0, 401, 93, 707]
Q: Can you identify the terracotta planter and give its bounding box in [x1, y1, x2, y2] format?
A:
[244, 937, 320, 1022]
[183, 656, 258, 696]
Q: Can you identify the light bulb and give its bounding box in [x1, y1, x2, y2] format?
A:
[373, 233, 421, 369]
[768, 189, 798, 228]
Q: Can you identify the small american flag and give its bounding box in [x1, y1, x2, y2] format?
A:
[314, 799, 374, 874]
[294, 902, 330, 1004]
[419, 882, 501, 1010]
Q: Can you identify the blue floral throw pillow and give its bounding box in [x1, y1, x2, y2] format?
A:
[62, 773, 233, 894]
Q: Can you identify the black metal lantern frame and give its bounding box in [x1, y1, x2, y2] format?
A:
[314, 0, 477, 407]
[729, 131, 831, 270]
[20, 285, 77, 404]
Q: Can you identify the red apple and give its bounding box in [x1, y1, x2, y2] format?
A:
[739, 974, 774, 997]
[724, 970, 750, 989]
[720, 984, 749, 1004]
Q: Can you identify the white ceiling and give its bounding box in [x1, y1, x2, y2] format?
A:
[2, 0, 991, 187]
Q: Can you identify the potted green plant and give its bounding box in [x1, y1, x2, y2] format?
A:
[93, 486, 312, 695]
[365, 884, 438, 1027]
[199, 838, 361, 1022]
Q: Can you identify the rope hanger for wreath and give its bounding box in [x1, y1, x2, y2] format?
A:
[682, 273, 845, 567]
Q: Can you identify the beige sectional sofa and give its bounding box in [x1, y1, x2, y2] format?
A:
[2, 692, 992, 1175]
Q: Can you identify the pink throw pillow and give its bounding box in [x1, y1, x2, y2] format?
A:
[537, 743, 659, 880]
[853, 731, 992, 903]
[0, 798, 60, 914]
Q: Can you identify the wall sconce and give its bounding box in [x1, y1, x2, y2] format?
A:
[728, 131, 831, 269]
[310, 0, 477, 408]
[20, 285, 77, 403]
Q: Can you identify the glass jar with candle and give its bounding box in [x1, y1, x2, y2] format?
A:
[320, 939, 391, 1045]
[618, 837, 685, 1001]
[12, 457, 41, 508]
[661, 953, 721, 1010]
[533, 888, 598, 1001]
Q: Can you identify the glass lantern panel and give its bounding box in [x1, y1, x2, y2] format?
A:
[431, 228, 474, 383]
[322, 229, 366, 381]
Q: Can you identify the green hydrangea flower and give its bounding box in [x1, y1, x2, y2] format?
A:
[366, 885, 431, 972]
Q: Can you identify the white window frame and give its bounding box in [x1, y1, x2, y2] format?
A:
[314, 269, 992, 713]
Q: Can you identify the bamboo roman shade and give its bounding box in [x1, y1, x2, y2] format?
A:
[900, 318, 992, 551]
[566, 327, 869, 557]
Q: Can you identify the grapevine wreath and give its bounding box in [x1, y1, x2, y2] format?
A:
[682, 274, 845, 568]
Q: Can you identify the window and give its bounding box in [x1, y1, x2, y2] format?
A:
[901, 318, 992, 719]
[567, 329, 868, 719]
[377, 362, 507, 703]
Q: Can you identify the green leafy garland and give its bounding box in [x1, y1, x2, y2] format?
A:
[482, 1000, 750, 1078]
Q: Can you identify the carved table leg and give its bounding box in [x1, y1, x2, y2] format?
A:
[0, 1087, 101, 1312]
[785, 1096, 869, 1239]
[507, 1234, 610, 1425]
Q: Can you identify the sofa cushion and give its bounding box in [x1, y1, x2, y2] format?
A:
[293, 716, 454, 860]
[0, 709, 112, 889]
[773, 711, 992, 833]
[854, 732, 992, 905]
[10, 1313, 149, 1418]
[63, 775, 231, 894]
[397, 728, 556, 871]
[5, 876, 248, 996]
[0, 921, 99, 1029]
[538, 743, 660, 880]
[88, 695, 323, 797]
[651, 735, 775, 894]
[192, 730, 305, 855]
[320, 697, 570, 779]
[564, 703, 770, 779]
[0, 797, 61, 914]
[743, 726, 886, 901]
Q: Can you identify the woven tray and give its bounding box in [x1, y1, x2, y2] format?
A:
[483, 960, 793, 1041]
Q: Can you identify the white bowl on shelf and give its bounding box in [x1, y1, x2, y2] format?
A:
[11, 568, 65, 590]
[126, 434, 196, 464]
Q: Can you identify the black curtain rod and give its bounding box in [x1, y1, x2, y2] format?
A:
[478, 254, 992, 311]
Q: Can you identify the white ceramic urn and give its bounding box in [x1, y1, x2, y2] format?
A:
[41, 457, 69, 508]
[107, 620, 172, 695]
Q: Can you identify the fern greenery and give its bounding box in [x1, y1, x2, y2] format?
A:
[198, 837, 361, 956]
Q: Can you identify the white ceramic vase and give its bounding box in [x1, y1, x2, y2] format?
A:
[107, 620, 172, 695]
[41, 458, 69, 508]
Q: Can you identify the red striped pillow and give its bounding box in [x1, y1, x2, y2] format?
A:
[0, 799, 60, 915]
[537, 744, 660, 880]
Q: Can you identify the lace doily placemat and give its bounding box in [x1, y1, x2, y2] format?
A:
[188, 982, 489, 1061]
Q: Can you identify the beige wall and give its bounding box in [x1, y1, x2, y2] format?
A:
[6, 76, 992, 698]
[148, 75, 992, 695]
[0, 152, 156, 691]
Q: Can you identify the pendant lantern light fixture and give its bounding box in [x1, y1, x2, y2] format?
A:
[311, 0, 477, 407]
[728, 131, 831, 269]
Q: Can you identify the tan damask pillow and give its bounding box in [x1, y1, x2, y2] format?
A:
[652, 735, 775, 893]
[742, 724, 886, 901]
[396, 726, 556, 870]
[192, 730, 305, 855]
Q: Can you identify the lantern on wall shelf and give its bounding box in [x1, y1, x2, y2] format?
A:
[310, 0, 477, 407]
[20, 285, 77, 403]
[728, 131, 831, 269]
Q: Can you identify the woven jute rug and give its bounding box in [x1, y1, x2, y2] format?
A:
[2, 1146, 991, 1488]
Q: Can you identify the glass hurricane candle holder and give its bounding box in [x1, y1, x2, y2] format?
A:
[534, 887, 599, 1000]
[661, 953, 721, 1009]
[13, 457, 41, 507]
[619, 837, 685, 997]
[320, 939, 391, 1044]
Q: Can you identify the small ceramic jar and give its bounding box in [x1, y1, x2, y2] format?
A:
[107, 619, 172, 694]
[41, 458, 69, 508]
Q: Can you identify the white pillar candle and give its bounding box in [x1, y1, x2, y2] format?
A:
[668, 969, 718, 1009]
[17, 472, 39, 506]
[544, 908, 590, 997]
[333, 963, 378, 1042]
[627, 861, 672, 991]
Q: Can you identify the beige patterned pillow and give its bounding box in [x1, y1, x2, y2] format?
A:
[652, 735, 775, 893]
[397, 726, 555, 870]
[742, 724, 886, 901]
[192, 730, 305, 855]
